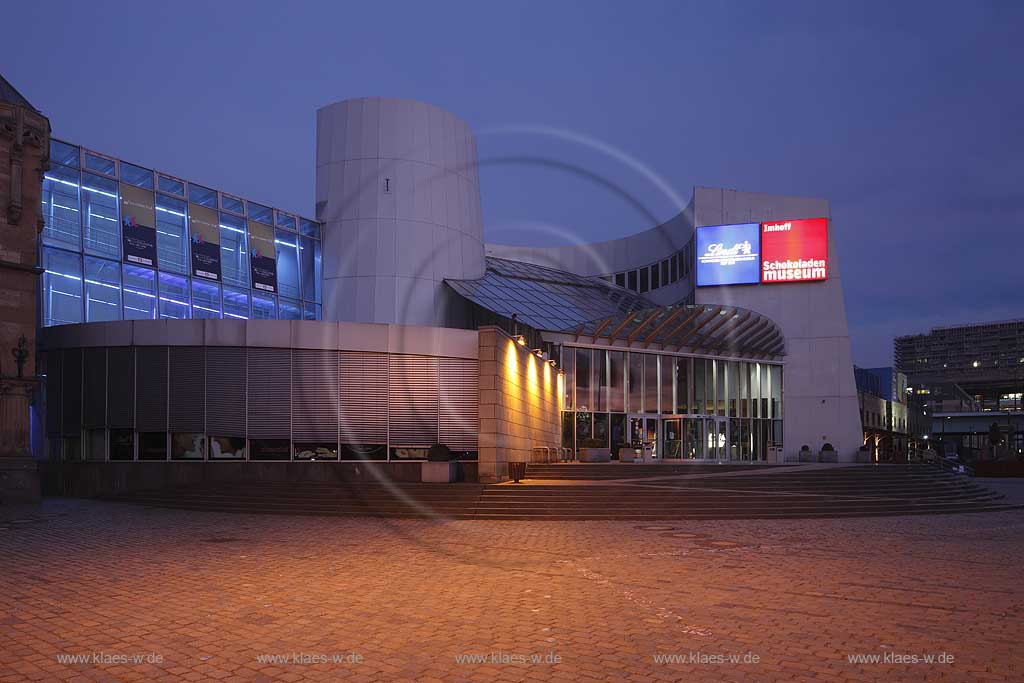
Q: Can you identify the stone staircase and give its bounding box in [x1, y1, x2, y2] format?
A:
[103, 465, 1020, 520]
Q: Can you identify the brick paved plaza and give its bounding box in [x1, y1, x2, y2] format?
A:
[1, 499, 1022, 682]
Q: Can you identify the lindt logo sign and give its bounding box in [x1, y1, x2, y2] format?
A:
[702, 240, 755, 265]
[695, 222, 761, 286]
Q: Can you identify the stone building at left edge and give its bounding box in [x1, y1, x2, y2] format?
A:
[0, 75, 49, 502]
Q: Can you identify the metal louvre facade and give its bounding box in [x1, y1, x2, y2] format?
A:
[440, 358, 479, 451]
[388, 355, 440, 446]
[41, 321, 481, 461]
[340, 352, 388, 445]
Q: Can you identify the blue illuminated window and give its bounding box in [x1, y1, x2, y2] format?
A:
[42, 247, 83, 326]
[276, 212, 296, 231]
[279, 297, 302, 320]
[123, 265, 157, 320]
[275, 229, 301, 300]
[221, 193, 244, 215]
[248, 202, 272, 224]
[83, 152, 116, 177]
[188, 184, 217, 208]
[158, 175, 185, 197]
[302, 302, 319, 321]
[41, 165, 81, 250]
[299, 235, 321, 304]
[299, 219, 320, 240]
[81, 172, 119, 259]
[219, 213, 248, 287]
[120, 162, 154, 189]
[156, 195, 188, 274]
[84, 256, 121, 322]
[158, 272, 190, 319]
[191, 279, 221, 319]
[50, 140, 80, 168]
[223, 286, 250, 319]
[252, 293, 276, 320]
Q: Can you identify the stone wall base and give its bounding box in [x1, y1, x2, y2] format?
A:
[41, 460, 479, 498]
[0, 457, 41, 504]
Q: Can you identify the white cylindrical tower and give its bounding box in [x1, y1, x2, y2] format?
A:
[316, 97, 485, 326]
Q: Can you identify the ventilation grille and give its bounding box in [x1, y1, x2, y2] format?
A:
[292, 349, 339, 442]
[339, 352, 388, 444]
[388, 355, 438, 445]
[61, 348, 82, 436]
[169, 347, 205, 433]
[107, 347, 135, 429]
[205, 347, 246, 437]
[247, 348, 290, 439]
[135, 347, 168, 432]
[45, 351, 61, 436]
[82, 348, 106, 428]
[439, 358, 478, 451]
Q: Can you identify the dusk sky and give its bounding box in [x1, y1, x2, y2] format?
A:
[4, 1, 1021, 366]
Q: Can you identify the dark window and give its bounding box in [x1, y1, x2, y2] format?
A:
[295, 443, 339, 460]
[651, 264, 660, 290]
[109, 430, 134, 461]
[615, 272, 625, 288]
[171, 433, 206, 460]
[250, 439, 291, 460]
[210, 436, 245, 459]
[639, 268, 649, 293]
[661, 260, 669, 286]
[340, 444, 387, 460]
[139, 432, 167, 460]
[627, 270, 637, 291]
[670, 256, 678, 282]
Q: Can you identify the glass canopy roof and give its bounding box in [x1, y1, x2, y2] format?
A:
[446, 257, 650, 332]
[447, 257, 785, 359]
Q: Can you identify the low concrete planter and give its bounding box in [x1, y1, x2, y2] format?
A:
[818, 450, 838, 463]
[855, 450, 872, 463]
[798, 449, 815, 463]
[421, 461, 457, 483]
[580, 448, 611, 463]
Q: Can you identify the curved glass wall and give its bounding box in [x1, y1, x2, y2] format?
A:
[559, 344, 782, 462]
[39, 139, 322, 327]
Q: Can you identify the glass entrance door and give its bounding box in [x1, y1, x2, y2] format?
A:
[682, 418, 702, 459]
[645, 418, 659, 460]
[628, 415, 659, 461]
[706, 417, 728, 459]
[663, 418, 682, 459]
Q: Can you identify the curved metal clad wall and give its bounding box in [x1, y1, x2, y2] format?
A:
[41, 320, 480, 460]
[316, 97, 485, 327]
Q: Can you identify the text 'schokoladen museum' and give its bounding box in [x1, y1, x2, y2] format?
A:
[39, 97, 862, 483]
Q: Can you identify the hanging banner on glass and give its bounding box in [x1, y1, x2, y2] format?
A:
[119, 184, 158, 268]
[188, 204, 222, 281]
[247, 220, 278, 293]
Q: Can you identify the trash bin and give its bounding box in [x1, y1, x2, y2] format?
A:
[508, 461, 527, 483]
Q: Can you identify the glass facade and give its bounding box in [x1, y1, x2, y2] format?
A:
[40, 139, 323, 327]
[560, 344, 782, 461]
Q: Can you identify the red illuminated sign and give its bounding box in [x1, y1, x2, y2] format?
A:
[760, 218, 828, 283]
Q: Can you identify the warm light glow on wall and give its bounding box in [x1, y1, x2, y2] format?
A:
[527, 350, 539, 389]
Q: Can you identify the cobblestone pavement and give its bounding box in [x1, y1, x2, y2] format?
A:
[1, 499, 1022, 682]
